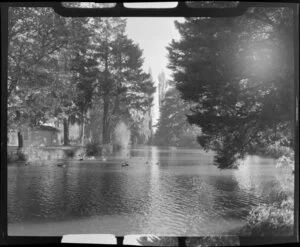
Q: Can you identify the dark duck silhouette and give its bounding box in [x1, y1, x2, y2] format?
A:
[121, 161, 129, 167]
[57, 163, 67, 168]
[79, 153, 87, 161]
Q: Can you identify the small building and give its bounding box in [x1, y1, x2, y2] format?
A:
[7, 129, 19, 147]
[29, 125, 60, 147]
[7, 125, 60, 147]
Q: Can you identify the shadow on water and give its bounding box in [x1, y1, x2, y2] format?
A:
[8, 146, 282, 235]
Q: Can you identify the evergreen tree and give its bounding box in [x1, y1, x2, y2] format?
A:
[167, 7, 294, 168]
[154, 87, 201, 147]
[67, 17, 99, 145]
[8, 10, 156, 148]
[91, 18, 155, 144]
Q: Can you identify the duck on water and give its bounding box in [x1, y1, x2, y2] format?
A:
[121, 161, 129, 167]
[57, 163, 67, 168]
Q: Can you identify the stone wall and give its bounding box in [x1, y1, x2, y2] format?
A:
[8, 146, 86, 163]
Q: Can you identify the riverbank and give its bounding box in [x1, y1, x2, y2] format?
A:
[7, 141, 119, 163]
[7, 146, 85, 163]
[228, 154, 295, 237]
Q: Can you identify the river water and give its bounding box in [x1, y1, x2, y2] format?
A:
[8, 146, 285, 236]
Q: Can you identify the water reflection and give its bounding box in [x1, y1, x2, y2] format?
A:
[233, 155, 286, 203]
[8, 146, 284, 236]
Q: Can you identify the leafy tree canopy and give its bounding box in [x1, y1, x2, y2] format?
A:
[8, 9, 155, 147]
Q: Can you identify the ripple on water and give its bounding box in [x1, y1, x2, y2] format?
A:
[8, 148, 284, 235]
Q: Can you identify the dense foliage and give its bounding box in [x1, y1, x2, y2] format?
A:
[243, 198, 294, 236]
[7, 8, 155, 147]
[85, 141, 102, 157]
[167, 7, 294, 168]
[8, 8, 70, 129]
[153, 87, 201, 147]
[241, 153, 294, 236]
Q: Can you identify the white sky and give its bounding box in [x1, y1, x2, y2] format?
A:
[125, 17, 182, 81]
[125, 17, 183, 130]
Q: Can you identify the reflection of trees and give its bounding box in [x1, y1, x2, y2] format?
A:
[75, 164, 152, 217]
[8, 167, 21, 223]
[9, 165, 70, 222]
[10, 163, 152, 222]
[113, 147, 130, 160]
[147, 146, 161, 217]
[206, 174, 263, 220]
[150, 146, 159, 166]
[75, 166, 127, 216]
[234, 156, 292, 204]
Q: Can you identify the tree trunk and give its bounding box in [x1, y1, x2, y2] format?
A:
[79, 122, 83, 145]
[79, 111, 85, 146]
[102, 43, 111, 145]
[102, 96, 110, 144]
[81, 119, 85, 146]
[63, 117, 69, 146]
[17, 131, 23, 150]
[178, 237, 187, 247]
